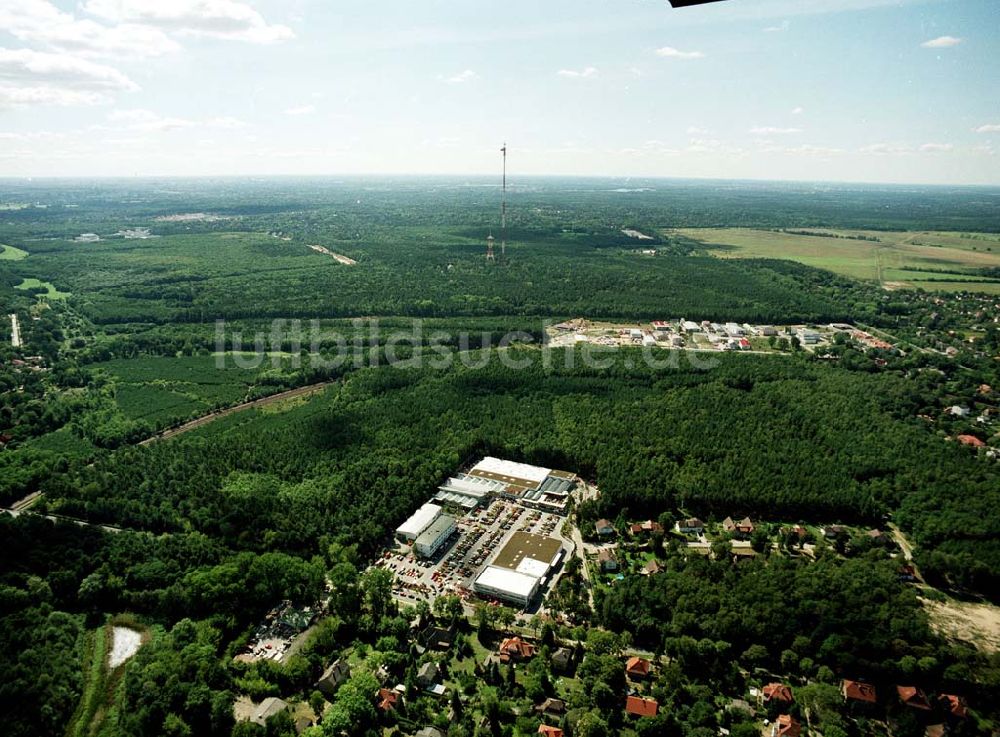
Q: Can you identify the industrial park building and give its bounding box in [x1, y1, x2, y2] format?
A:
[414, 514, 457, 558]
[472, 531, 565, 608]
[395, 503, 442, 542]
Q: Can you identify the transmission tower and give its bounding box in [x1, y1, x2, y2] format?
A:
[500, 143, 507, 263]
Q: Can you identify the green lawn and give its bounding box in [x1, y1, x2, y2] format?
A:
[0, 244, 28, 260]
[15, 277, 71, 299]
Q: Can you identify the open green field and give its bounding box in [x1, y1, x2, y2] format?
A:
[0, 244, 28, 260]
[15, 277, 71, 299]
[674, 227, 1000, 292]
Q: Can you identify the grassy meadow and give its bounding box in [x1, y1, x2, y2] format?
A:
[674, 227, 1000, 291]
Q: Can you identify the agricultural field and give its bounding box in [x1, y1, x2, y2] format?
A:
[675, 227, 1000, 291]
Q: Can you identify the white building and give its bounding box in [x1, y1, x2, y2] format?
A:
[473, 566, 540, 608]
[414, 515, 456, 558]
[395, 503, 442, 542]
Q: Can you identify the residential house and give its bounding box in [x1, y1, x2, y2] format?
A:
[417, 624, 457, 651]
[867, 529, 887, 543]
[948, 405, 971, 418]
[417, 661, 441, 688]
[376, 688, 400, 712]
[538, 727, 564, 737]
[535, 698, 567, 717]
[771, 714, 801, 737]
[551, 647, 574, 673]
[939, 694, 968, 719]
[675, 518, 705, 535]
[897, 686, 932, 711]
[595, 519, 616, 538]
[598, 549, 619, 572]
[625, 695, 659, 718]
[629, 520, 664, 536]
[842, 680, 877, 705]
[957, 434, 985, 448]
[625, 656, 651, 680]
[416, 729, 445, 737]
[316, 659, 351, 698]
[761, 683, 794, 705]
[641, 559, 663, 576]
[723, 516, 755, 539]
[498, 636, 536, 663]
[250, 697, 289, 727]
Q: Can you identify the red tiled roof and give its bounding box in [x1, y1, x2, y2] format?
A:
[897, 686, 931, 710]
[626, 656, 651, 677]
[842, 680, 877, 703]
[957, 434, 985, 447]
[775, 714, 801, 737]
[939, 694, 968, 718]
[377, 688, 399, 711]
[625, 695, 659, 718]
[762, 683, 793, 703]
[538, 727, 563, 737]
[498, 637, 536, 661]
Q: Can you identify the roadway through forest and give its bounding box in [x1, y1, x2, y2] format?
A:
[9, 313, 21, 347]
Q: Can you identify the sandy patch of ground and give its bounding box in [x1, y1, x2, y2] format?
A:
[923, 597, 1000, 652]
[308, 244, 357, 265]
[108, 626, 142, 669]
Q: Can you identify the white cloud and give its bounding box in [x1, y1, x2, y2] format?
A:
[0, 47, 137, 108]
[919, 142, 953, 152]
[82, 0, 294, 44]
[974, 123, 1000, 133]
[556, 66, 598, 78]
[283, 104, 315, 116]
[654, 46, 705, 60]
[0, 0, 179, 58]
[763, 21, 790, 33]
[921, 35, 962, 49]
[445, 69, 477, 84]
[686, 126, 710, 135]
[860, 143, 912, 155]
[791, 106, 804, 115]
[749, 126, 802, 135]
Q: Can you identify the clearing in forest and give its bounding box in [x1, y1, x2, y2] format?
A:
[923, 596, 1000, 652]
[674, 227, 1000, 292]
[308, 244, 357, 265]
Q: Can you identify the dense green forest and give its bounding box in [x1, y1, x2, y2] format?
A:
[2, 178, 999, 737]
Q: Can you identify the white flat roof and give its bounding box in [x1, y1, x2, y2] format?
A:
[474, 565, 539, 598]
[472, 457, 551, 485]
[515, 557, 550, 578]
[396, 503, 442, 538]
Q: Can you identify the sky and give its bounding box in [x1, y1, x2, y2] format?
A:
[0, 0, 997, 184]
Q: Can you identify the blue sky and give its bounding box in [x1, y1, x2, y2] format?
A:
[0, 0, 997, 183]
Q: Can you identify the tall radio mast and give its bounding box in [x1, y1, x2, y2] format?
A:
[500, 143, 507, 263]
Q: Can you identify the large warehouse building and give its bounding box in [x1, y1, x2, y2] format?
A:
[395, 503, 442, 543]
[414, 514, 456, 559]
[472, 531, 565, 608]
[465, 457, 577, 514]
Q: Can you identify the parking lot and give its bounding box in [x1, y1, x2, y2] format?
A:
[374, 498, 565, 609]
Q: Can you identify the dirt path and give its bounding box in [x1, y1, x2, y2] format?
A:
[139, 380, 334, 445]
[308, 244, 357, 265]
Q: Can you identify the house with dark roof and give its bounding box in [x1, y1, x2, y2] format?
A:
[316, 659, 351, 697]
[551, 647, 574, 673]
[629, 520, 664, 536]
[417, 623, 457, 651]
[842, 680, 877, 705]
[625, 656, 651, 679]
[535, 698, 567, 717]
[771, 714, 801, 737]
[625, 695, 659, 718]
[897, 686, 932, 711]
